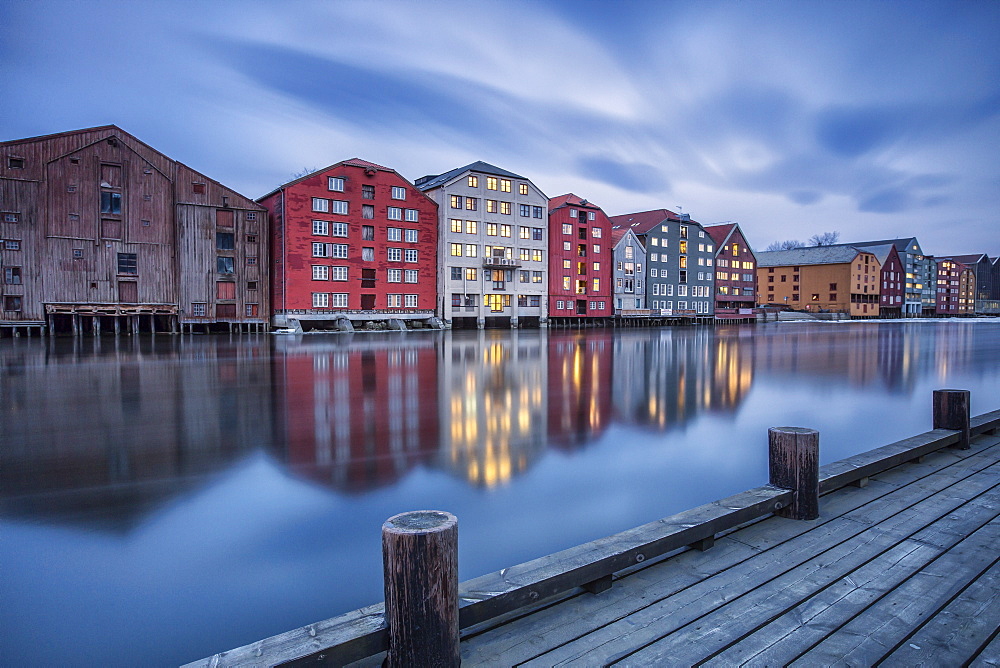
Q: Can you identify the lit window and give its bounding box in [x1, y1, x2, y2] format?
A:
[466, 220, 478, 234]
[466, 197, 478, 211]
[563, 223, 573, 235]
[486, 176, 498, 190]
[486, 199, 498, 213]
[451, 219, 462, 233]
[519, 183, 529, 195]
[500, 201, 511, 215]
[500, 179, 511, 192]
[450, 243, 463, 256]
[465, 244, 478, 257]
[467, 175, 478, 187]
[592, 227, 602, 238]
[450, 195, 462, 209]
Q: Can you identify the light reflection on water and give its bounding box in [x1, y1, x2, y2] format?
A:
[1, 321, 998, 666]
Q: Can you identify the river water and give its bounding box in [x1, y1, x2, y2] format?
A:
[2, 320, 999, 666]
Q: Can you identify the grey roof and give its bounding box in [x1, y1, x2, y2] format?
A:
[757, 246, 865, 267]
[415, 161, 526, 191]
[849, 243, 896, 266]
[837, 238, 920, 254]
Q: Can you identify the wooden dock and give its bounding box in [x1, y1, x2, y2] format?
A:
[187, 397, 1000, 667]
[461, 429, 1000, 666]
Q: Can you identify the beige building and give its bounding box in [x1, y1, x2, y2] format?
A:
[757, 246, 881, 317]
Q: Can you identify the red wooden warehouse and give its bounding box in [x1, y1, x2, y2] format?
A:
[547, 194, 613, 321]
[258, 159, 440, 331]
[704, 223, 758, 321]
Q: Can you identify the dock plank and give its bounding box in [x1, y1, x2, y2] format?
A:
[511, 448, 1000, 666]
[616, 476, 1000, 667]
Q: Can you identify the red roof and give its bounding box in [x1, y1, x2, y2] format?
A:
[704, 223, 736, 247]
[608, 208, 681, 234]
[341, 158, 393, 172]
[549, 193, 604, 211]
[610, 228, 628, 245]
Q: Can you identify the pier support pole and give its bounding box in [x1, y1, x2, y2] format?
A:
[768, 427, 819, 520]
[382, 510, 459, 668]
[934, 389, 970, 450]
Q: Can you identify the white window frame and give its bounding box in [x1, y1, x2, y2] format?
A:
[387, 269, 402, 283]
[330, 293, 348, 308]
[328, 177, 345, 192]
[331, 266, 348, 281]
[312, 292, 329, 308]
[405, 229, 418, 243]
[387, 207, 403, 221]
[387, 227, 402, 241]
[404, 249, 418, 263]
[312, 220, 329, 236]
[404, 294, 418, 308]
[391, 186, 406, 200]
[331, 200, 348, 215]
[404, 269, 418, 283]
[312, 198, 329, 213]
[312, 265, 329, 280]
[388, 247, 402, 261]
[330, 222, 348, 237]
[405, 209, 418, 222]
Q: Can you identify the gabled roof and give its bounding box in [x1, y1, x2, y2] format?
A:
[937, 253, 990, 264]
[838, 238, 921, 254]
[846, 242, 897, 266]
[610, 227, 628, 246]
[415, 161, 526, 191]
[757, 246, 869, 267]
[257, 158, 400, 201]
[609, 208, 682, 235]
[549, 193, 603, 211]
[704, 223, 736, 247]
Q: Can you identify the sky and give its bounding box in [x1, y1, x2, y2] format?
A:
[2, 0, 998, 256]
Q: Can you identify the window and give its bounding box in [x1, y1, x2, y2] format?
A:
[359, 225, 373, 241]
[564, 241, 572, 251]
[570, 209, 578, 218]
[117, 253, 137, 275]
[519, 270, 530, 283]
[387, 227, 402, 241]
[388, 294, 403, 308]
[680, 225, 688, 238]
[592, 227, 602, 238]
[466, 220, 478, 234]
[563, 223, 573, 235]
[450, 195, 462, 209]
[404, 209, 418, 223]
[361, 204, 375, 219]
[563, 276, 571, 290]
[387, 207, 403, 220]
[651, 238, 658, 246]
[4, 266, 22, 284]
[592, 278, 600, 292]
[521, 248, 531, 261]
[466, 197, 478, 211]
[532, 206, 543, 219]
[593, 245, 601, 255]
[216, 232, 236, 251]
[217, 256, 235, 274]
[500, 224, 511, 237]
[388, 248, 402, 261]
[450, 243, 463, 256]
[331, 266, 348, 281]
[467, 175, 479, 187]
[486, 176, 498, 190]
[362, 185, 375, 199]
[391, 186, 406, 200]
[312, 198, 329, 212]
[405, 249, 418, 262]
[500, 179, 511, 192]
[191, 302, 207, 316]
[464, 268, 477, 281]
[500, 201, 511, 215]
[7, 157, 25, 169]
[247, 281, 258, 291]
[557, 300, 565, 310]
[450, 219, 463, 233]
[245, 303, 259, 317]
[466, 244, 477, 257]
[588, 211, 596, 221]
[246, 256, 257, 265]
[313, 265, 329, 280]
[520, 204, 531, 217]
[328, 177, 345, 191]
[3, 213, 19, 223]
[532, 249, 543, 262]
[679, 270, 687, 283]
[532, 271, 543, 283]
[5, 240, 21, 250]
[313, 293, 329, 308]
[520, 183, 529, 195]
[520, 225, 530, 239]
[330, 244, 348, 258]
[312, 220, 329, 236]
[533, 228, 543, 240]
[405, 229, 418, 243]
[388, 269, 402, 282]
[101, 192, 122, 214]
[579, 227, 588, 240]
[246, 234, 258, 244]
[486, 199, 498, 213]
[405, 294, 418, 307]
[331, 293, 348, 308]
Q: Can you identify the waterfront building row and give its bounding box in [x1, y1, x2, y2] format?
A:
[2, 125, 998, 335]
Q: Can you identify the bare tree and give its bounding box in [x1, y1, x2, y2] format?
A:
[290, 166, 319, 180]
[765, 239, 805, 251]
[808, 231, 841, 246]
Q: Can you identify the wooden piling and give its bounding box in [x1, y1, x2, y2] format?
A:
[768, 427, 819, 520]
[934, 389, 970, 450]
[382, 510, 459, 668]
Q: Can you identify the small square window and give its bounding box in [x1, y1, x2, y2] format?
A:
[7, 157, 24, 169]
[73, 249, 84, 258]
[247, 281, 258, 291]
[192, 182, 206, 194]
[4, 295, 23, 311]
[246, 212, 257, 221]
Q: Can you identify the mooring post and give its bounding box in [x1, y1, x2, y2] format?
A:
[934, 389, 970, 450]
[382, 510, 460, 668]
[768, 427, 820, 520]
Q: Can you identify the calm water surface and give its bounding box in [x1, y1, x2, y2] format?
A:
[2, 321, 999, 666]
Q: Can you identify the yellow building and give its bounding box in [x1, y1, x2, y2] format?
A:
[757, 246, 881, 317]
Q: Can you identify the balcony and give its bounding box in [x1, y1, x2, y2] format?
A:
[483, 257, 521, 268]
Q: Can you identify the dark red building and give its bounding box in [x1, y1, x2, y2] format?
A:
[934, 257, 976, 316]
[258, 159, 439, 331]
[705, 223, 758, 320]
[547, 194, 613, 320]
[873, 244, 905, 317]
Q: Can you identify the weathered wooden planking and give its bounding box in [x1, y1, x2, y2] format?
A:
[866, 536, 1000, 667]
[465, 439, 1000, 666]
[970, 626, 1000, 667]
[819, 429, 959, 493]
[534, 450, 1000, 666]
[970, 408, 1000, 436]
[456, 485, 792, 629]
[181, 604, 387, 668]
[712, 494, 1000, 667]
[622, 476, 1000, 667]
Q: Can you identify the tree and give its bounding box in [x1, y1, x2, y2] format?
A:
[808, 231, 841, 246]
[765, 239, 805, 251]
[290, 166, 319, 180]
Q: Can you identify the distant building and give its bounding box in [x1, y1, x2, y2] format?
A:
[937, 253, 999, 315]
[933, 257, 976, 316]
[0, 125, 267, 336]
[704, 223, 758, 320]
[756, 246, 881, 317]
[416, 162, 548, 328]
[610, 227, 646, 312]
[840, 238, 932, 316]
[609, 209, 715, 317]
[258, 159, 439, 331]
[547, 194, 613, 320]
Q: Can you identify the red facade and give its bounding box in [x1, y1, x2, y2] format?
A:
[705, 223, 757, 319]
[259, 160, 438, 323]
[879, 245, 904, 312]
[935, 259, 975, 315]
[547, 194, 613, 318]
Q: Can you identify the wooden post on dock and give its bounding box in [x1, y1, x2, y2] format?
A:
[934, 389, 970, 450]
[382, 510, 459, 668]
[768, 427, 819, 520]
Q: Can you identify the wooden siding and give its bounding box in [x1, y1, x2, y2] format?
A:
[0, 178, 43, 321]
[547, 198, 613, 318]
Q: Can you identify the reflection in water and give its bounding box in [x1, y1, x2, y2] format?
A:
[2, 321, 1000, 667]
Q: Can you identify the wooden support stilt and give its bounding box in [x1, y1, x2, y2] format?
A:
[114, 316, 120, 337]
[382, 511, 459, 668]
[768, 427, 820, 520]
[934, 389, 970, 450]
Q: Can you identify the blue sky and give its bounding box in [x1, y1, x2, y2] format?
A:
[2, 0, 998, 255]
